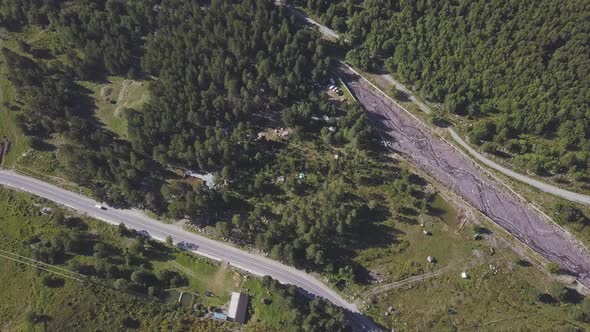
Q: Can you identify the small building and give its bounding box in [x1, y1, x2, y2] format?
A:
[427, 256, 435, 263]
[185, 170, 216, 188]
[461, 272, 468, 279]
[257, 132, 267, 140]
[278, 128, 290, 138]
[328, 126, 336, 133]
[228, 292, 249, 324]
[423, 230, 431, 236]
[276, 176, 285, 183]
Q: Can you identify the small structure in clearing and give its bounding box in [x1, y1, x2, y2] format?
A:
[426, 256, 435, 263]
[185, 170, 216, 188]
[461, 272, 469, 279]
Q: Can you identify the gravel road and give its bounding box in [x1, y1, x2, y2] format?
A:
[338, 64, 590, 288]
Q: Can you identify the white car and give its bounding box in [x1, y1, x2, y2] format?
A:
[94, 204, 107, 210]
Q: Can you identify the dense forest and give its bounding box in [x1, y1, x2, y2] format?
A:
[301, 0, 590, 182]
[129, 0, 329, 172]
[2, 1, 590, 329]
[0, 0, 427, 284]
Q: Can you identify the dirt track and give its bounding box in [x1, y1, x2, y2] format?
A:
[338, 64, 590, 288]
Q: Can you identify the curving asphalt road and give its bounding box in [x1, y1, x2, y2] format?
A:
[338, 64, 590, 288]
[0, 169, 382, 332]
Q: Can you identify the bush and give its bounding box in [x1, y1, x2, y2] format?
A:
[468, 120, 496, 144]
[481, 141, 498, 154]
[120, 316, 140, 329]
[41, 275, 65, 288]
[546, 262, 560, 274]
[575, 297, 590, 322]
[114, 278, 129, 290]
[554, 202, 587, 225]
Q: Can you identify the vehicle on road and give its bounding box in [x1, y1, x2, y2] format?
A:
[177, 241, 198, 251]
[94, 204, 107, 210]
[138, 230, 150, 238]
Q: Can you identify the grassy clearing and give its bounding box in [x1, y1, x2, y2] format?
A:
[242, 278, 301, 330]
[342, 160, 590, 330]
[0, 188, 215, 331]
[366, 249, 590, 331]
[350, 191, 475, 296]
[79, 77, 149, 138]
[0, 108, 30, 167]
[152, 253, 235, 307]
[0, 49, 30, 167]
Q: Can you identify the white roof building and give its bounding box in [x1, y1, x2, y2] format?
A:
[185, 170, 216, 188]
[228, 292, 249, 324]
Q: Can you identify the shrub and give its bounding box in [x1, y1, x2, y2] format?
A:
[546, 262, 560, 274]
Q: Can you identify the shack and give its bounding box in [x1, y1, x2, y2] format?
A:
[228, 292, 249, 324]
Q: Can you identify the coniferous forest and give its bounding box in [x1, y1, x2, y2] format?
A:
[2, 0, 590, 330]
[301, 0, 590, 183]
[0, 0, 398, 287]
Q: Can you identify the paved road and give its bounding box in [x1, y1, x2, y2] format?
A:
[0, 170, 381, 332]
[338, 64, 590, 288]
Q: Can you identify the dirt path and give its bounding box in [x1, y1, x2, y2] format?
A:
[366, 267, 450, 298]
[114, 79, 139, 117]
[338, 63, 590, 288]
